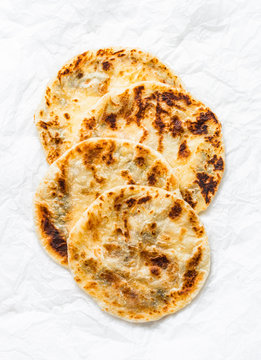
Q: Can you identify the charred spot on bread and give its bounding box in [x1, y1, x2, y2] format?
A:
[151, 255, 169, 269]
[37, 205, 67, 258]
[181, 189, 197, 209]
[187, 247, 202, 268]
[102, 61, 111, 71]
[147, 162, 166, 186]
[178, 140, 191, 158]
[169, 201, 182, 219]
[125, 198, 137, 208]
[208, 155, 224, 171]
[134, 156, 145, 167]
[169, 115, 184, 137]
[137, 196, 151, 204]
[150, 266, 161, 276]
[104, 114, 117, 129]
[195, 172, 218, 204]
[82, 117, 96, 130]
[188, 110, 217, 135]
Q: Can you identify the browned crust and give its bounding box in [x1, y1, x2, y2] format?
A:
[168, 201, 183, 219]
[187, 110, 218, 135]
[208, 154, 224, 171]
[178, 140, 191, 159]
[195, 172, 218, 204]
[172, 246, 203, 300]
[35, 203, 68, 265]
[180, 189, 197, 209]
[147, 161, 168, 187]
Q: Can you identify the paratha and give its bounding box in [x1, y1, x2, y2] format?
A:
[34, 138, 180, 267]
[78, 82, 225, 212]
[68, 185, 210, 322]
[35, 48, 183, 164]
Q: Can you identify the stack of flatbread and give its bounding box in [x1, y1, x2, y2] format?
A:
[34, 48, 224, 322]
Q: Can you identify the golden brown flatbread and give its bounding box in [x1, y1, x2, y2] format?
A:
[34, 138, 180, 267]
[34, 48, 183, 164]
[77, 82, 225, 212]
[68, 185, 210, 322]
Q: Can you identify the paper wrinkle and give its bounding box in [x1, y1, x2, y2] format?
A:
[1, 0, 261, 359]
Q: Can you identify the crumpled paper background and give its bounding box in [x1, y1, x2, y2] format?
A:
[1, 0, 261, 359]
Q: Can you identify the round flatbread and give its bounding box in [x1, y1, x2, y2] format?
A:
[34, 138, 180, 267]
[78, 82, 225, 212]
[35, 48, 183, 164]
[68, 185, 210, 322]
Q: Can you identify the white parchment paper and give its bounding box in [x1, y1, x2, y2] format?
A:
[0, 0, 261, 359]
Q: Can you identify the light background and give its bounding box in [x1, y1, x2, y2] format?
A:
[0, 0, 260, 359]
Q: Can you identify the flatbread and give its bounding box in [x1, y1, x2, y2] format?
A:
[34, 48, 183, 164]
[68, 185, 210, 322]
[34, 138, 180, 267]
[78, 82, 225, 212]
